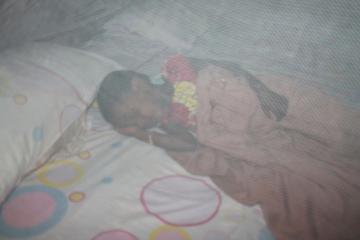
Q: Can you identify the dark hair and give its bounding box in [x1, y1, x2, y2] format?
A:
[97, 70, 149, 128]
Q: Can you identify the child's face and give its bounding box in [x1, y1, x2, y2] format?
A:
[114, 78, 165, 129]
[131, 93, 163, 129]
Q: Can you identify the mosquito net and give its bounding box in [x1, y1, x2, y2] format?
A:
[0, 1, 359, 240]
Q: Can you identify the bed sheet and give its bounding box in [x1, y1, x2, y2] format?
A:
[0, 104, 274, 240]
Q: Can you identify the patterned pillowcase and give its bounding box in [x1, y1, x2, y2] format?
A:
[0, 43, 121, 202]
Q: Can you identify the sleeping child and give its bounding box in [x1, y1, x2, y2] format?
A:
[96, 69, 198, 151]
[96, 55, 289, 152]
[97, 56, 360, 240]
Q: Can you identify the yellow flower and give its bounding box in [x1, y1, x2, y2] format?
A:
[173, 81, 198, 113]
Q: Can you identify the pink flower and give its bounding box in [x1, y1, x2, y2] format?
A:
[171, 102, 190, 125]
[163, 55, 197, 83]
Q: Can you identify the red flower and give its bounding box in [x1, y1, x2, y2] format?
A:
[163, 55, 197, 83]
[162, 102, 191, 127]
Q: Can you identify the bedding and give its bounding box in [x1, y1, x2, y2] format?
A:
[0, 104, 272, 240]
[0, 43, 121, 202]
[1, 1, 359, 240]
[168, 65, 360, 240]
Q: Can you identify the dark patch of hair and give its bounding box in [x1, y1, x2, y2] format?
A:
[97, 70, 149, 128]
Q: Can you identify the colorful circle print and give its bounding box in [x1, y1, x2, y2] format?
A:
[36, 160, 85, 189]
[13, 94, 27, 105]
[0, 185, 67, 238]
[79, 150, 91, 160]
[92, 229, 138, 240]
[141, 175, 222, 226]
[149, 225, 191, 240]
[32, 126, 44, 142]
[68, 192, 86, 203]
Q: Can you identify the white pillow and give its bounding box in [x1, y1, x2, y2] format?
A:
[0, 42, 121, 202]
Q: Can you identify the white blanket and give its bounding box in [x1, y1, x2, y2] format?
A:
[0, 105, 273, 240]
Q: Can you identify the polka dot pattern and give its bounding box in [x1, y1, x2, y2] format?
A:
[111, 141, 123, 148]
[141, 175, 221, 226]
[2, 192, 55, 228]
[79, 151, 91, 160]
[32, 126, 44, 142]
[13, 94, 27, 105]
[36, 160, 85, 189]
[101, 177, 113, 184]
[149, 225, 191, 240]
[68, 192, 85, 203]
[0, 185, 67, 238]
[92, 230, 138, 240]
